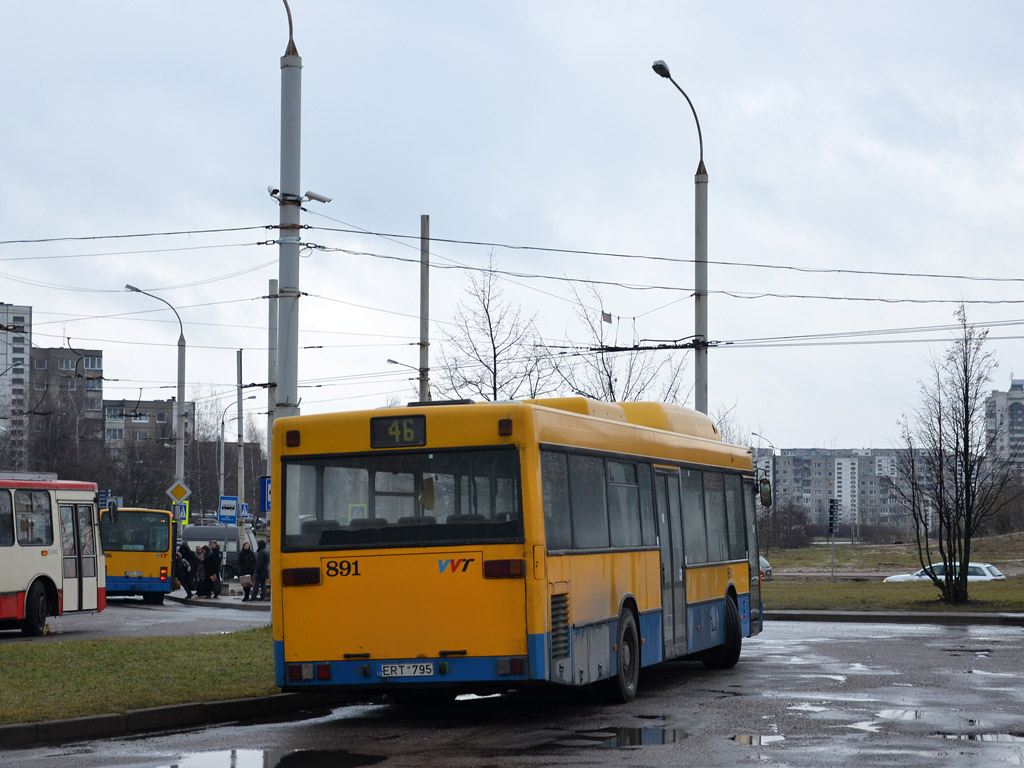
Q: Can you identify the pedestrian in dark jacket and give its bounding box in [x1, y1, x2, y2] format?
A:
[254, 539, 270, 601]
[238, 541, 256, 601]
[205, 541, 223, 599]
[177, 542, 198, 599]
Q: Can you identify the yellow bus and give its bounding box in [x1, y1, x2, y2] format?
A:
[99, 507, 177, 604]
[271, 397, 766, 702]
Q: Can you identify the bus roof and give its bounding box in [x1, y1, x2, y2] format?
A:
[0, 477, 98, 491]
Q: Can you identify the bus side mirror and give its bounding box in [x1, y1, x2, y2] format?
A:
[759, 478, 773, 508]
[105, 500, 119, 524]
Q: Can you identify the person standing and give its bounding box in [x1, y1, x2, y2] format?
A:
[205, 540, 223, 599]
[254, 540, 270, 601]
[177, 542, 198, 599]
[238, 540, 256, 601]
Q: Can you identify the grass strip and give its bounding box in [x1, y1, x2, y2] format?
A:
[0, 626, 276, 725]
[762, 579, 1024, 612]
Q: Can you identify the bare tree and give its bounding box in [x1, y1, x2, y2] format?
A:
[550, 284, 686, 403]
[435, 253, 554, 401]
[891, 305, 1021, 604]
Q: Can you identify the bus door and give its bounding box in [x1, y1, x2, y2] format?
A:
[58, 503, 99, 612]
[743, 481, 762, 633]
[654, 469, 687, 658]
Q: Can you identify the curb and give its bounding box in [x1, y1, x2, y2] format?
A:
[765, 610, 1024, 626]
[0, 692, 352, 750]
[164, 590, 270, 611]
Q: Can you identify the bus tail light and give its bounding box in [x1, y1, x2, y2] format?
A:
[286, 663, 331, 681]
[282, 567, 322, 586]
[483, 559, 525, 578]
[159, 566, 168, 582]
[286, 430, 301, 447]
[498, 419, 513, 436]
[496, 658, 526, 675]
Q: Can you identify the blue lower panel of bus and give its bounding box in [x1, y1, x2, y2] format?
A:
[275, 633, 547, 689]
[686, 594, 753, 655]
[106, 577, 171, 595]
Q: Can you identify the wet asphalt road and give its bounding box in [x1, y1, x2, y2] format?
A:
[5, 620, 1024, 767]
[0, 596, 270, 643]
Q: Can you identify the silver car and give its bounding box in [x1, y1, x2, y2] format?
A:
[883, 561, 1005, 583]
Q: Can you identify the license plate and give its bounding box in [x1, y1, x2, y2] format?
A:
[125, 571, 143, 577]
[379, 663, 434, 678]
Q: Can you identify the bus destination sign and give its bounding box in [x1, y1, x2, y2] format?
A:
[370, 415, 426, 449]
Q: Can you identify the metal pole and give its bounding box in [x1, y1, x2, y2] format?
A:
[125, 284, 186, 491]
[419, 215, 430, 402]
[267, 278, 278, 477]
[694, 166, 708, 414]
[277, 4, 302, 420]
[652, 60, 709, 414]
[237, 349, 244, 506]
[218, 413, 226, 499]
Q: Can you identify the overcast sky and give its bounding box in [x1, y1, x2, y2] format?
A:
[4, 1, 1024, 451]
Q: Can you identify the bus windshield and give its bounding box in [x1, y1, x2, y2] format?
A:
[100, 510, 171, 552]
[282, 446, 523, 550]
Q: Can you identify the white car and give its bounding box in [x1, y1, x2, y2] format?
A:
[883, 561, 1006, 583]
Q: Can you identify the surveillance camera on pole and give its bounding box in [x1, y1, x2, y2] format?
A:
[303, 190, 332, 204]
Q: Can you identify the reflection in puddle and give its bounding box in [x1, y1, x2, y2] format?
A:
[553, 726, 689, 748]
[155, 748, 384, 767]
[733, 734, 785, 745]
[877, 709, 923, 720]
[940, 733, 1024, 742]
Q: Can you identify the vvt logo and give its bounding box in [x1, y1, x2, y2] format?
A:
[439, 558, 475, 573]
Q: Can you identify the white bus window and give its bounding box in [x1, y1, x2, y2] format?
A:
[0, 492, 15, 547]
[15, 490, 53, 547]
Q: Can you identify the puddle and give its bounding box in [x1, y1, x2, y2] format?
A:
[553, 726, 689, 748]
[877, 709, 922, 720]
[939, 733, 1024, 743]
[153, 748, 384, 767]
[733, 734, 785, 745]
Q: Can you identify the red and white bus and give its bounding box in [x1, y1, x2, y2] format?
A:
[0, 473, 106, 635]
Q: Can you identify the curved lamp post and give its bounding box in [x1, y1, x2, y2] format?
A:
[125, 284, 187, 495]
[220, 395, 256, 499]
[652, 59, 709, 414]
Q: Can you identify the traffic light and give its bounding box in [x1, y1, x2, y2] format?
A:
[828, 498, 837, 534]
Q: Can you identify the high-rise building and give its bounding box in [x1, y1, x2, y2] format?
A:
[0, 304, 32, 469]
[986, 379, 1024, 462]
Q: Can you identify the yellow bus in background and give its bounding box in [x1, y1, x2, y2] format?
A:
[100, 507, 176, 604]
[271, 397, 765, 702]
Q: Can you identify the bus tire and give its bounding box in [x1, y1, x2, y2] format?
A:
[142, 593, 164, 605]
[703, 597, 741, 670]
[609, 608, 640, 703]
[22, 582, 48, 637]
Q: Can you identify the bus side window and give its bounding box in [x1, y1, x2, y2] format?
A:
[569, 454, 609, 549]
[541, 450, 572, 550]
[0, 491, 13, 547]
[15, 490, 53, 547]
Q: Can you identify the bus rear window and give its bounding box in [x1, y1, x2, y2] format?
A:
[282, 447, 523, 550]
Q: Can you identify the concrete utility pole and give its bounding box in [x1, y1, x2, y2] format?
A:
[276, 1, 302, 421]
[419, 215, 430, 402]
[267, 278, 278, 477]
[652, 60, 709, 414]
[237, 350, 245, 505]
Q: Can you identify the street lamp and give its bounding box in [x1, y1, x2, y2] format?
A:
[652, 59, 709, 414]
[125, 284, 187, 496]
[220, 396, 256, 499]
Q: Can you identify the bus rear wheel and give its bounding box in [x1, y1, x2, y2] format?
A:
[608, 608, 640, 703]
[21, 582, 48, 637]
[703, 597, 741, 670]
